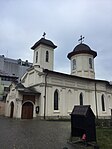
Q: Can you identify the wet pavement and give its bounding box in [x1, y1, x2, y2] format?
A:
[0, 117, 87, 149]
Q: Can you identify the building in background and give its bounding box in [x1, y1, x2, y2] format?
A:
[0, 71, 18, 100]
[0, 55, 32, 80]
[0, 55, 32, 115]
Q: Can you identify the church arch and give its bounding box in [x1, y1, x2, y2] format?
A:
[54, 89, 59, 110]
[79, 92, 83, 105]
[21, 101, 34, 119]
[101, 94, 105, 111]
[10, 101, 14, 118]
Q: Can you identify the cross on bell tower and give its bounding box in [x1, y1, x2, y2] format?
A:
[42, 32, 46, 39]
[78, 35, 85, 44]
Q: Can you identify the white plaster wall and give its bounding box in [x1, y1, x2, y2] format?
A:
[71, 54, 95, 79]
[34, 84, 45, 117]
[33, 45, 54, 70]
[22, 67, 45, 88]
[46, 86, 53, 116]
[90, 91, 96, 115]
[108, 94, 112, 115]
[44, 74, 112, 118]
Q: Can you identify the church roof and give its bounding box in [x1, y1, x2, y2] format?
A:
[15, 83, 40, 95]
[31, 38, 57, 50]
[43, 69, 112, 86]
[74, 43, 91, 51]
[71, 105, 94, 117]
[67, 43, 97, 59]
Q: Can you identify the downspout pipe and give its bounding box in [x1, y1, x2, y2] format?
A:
[44, 72, 48, 120]
[95, 82, 98, 119]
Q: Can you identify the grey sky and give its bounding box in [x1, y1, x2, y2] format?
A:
[0, 0, 112, 81]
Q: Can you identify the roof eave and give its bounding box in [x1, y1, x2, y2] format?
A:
[67, 50, 97, 59]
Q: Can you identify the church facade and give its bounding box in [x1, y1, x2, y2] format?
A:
[5, 37, 112, 119]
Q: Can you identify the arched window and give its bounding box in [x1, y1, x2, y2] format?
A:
[46, 51, 49, 62]
[36, 51, 38, 63]
[54, 89, 59, 110]
[101, 94, 105, 111]
[89, 58, 92, 69]
[79, 93, 83, 105]
[72, 59, 76, 70]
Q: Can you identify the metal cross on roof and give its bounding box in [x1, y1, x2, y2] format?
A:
[78, 35, 85, 44]
[42, 32, 46, 38]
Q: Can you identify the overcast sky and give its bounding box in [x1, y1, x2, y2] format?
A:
[0, 0, 112, 81]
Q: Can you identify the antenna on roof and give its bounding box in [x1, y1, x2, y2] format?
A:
[42, 32, 46, 39]
[78, 35, 84, 44]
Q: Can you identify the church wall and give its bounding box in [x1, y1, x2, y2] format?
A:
[97, 92, 106, 118]
[47, 86, 61, 117]
[45, 84, 95, 118]
[96, 90, 111, 118]
[5, 85, 22, 118]
[22, 70, 45, 118]
[108, 94, 112, 108]
[45, 75, 88, 118]
[23, 67, 47, 88]
[5, 72, 112, 119]
[33, 85, 45, 117]
[61, 88, 68, 116]
[5, 85, 16, 117]
[40, 45, 54, 70]
[28, 71, 35, 86]
[90, 91, 96, 115]
[21, 74, 28, 87]
[44, 73, 112, 119]
[66, 89, 75, 113]
[33, 45, 54, 70]
[21, 70, 112, 119]
[71, 53, 95, 78]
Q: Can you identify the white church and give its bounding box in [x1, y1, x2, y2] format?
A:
[5, 35, 112, 119]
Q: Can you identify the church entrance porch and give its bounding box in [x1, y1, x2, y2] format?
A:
[21, 95, 35, 119]
[21, 102, 34, 119]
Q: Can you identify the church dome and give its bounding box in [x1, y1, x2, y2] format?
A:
[67, 43, 97, 59]
[31, 38, 57, 50]
[73, 43, 91, 52]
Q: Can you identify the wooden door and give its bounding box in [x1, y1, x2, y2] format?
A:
[21, 102, 33, 119]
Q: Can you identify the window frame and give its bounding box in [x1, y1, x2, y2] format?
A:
[79, 92, 83, 105]
[89, 58, 93, 69]
[46, 51, 49, 62]
[36, 51, 38, 63]
[54, 89, 59, 110]
[101, 94, 105, 111]
[72, 59, 76, 70]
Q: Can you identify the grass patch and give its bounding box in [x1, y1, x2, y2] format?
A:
[69, 128, 112, 149]
[96, 128, 112, 149]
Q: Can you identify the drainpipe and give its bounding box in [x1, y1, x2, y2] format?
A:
[95, 82, 98, 119]
[44, 72, 48, 120]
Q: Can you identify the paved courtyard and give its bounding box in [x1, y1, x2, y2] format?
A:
[0, 117, 86, 149]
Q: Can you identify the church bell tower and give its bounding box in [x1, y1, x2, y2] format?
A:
[31, 33, 57, 70]
[67, 36, 97, 79]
